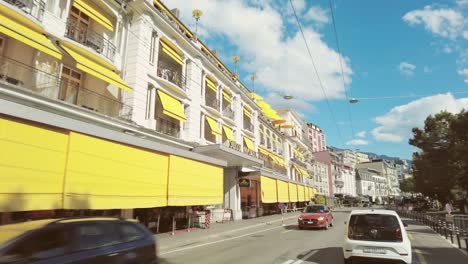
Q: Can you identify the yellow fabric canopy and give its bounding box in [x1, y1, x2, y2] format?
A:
[160, 39, 184, 65]
[288, 183, 298, 202]
[276, 180, 289, 202]
[205, 116, 221, 137]
[298, 185, 306, 201]
[294, 164, 310, 178]
[281, 124, 294, 129]
[243, 107, 252, 119]
[60, 42, 132, 91]
[0, 8, 62, 59]
[294, 149, 305, 160]
[222, 89, 232, 103]
[222, 125, 235, 141]
[206, 78, 217, 92]
[261, 176, 277, 203]
[258, 146, 270, 156]
[251, 93, 263, 100]
[157, 90, 186, 121]
[73, 0, 114, 32]
[243, 136, 255, 152]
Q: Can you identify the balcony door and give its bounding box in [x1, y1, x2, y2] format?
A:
[67, 6, 90, 43]
[59, 66, 81, 104]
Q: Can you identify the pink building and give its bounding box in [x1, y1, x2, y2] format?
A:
[306, 123, 326, 152]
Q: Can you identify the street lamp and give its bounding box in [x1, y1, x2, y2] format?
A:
[349, 98, 359, 103]
[232, 56, 240, 79]
[283, 94, 293, 100]
[250, 74, 257, 93]
[192, 9, 203, 35]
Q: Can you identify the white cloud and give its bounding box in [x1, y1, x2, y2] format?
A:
[398, 62, 416, 76]
[458, 68, 468, 82]
[356, 131, 366, 138]
[403, 6, 466, 39]
[457, 0, 468, 7]
[304, 5, 330, 24]
[164, 0, 352, 109]
[464, 31, 468, 39]
[264, 92, 317, 114]
[346, 139, 369, 146]
[372, 93, 468, 142]
[291, 0, 307, 13]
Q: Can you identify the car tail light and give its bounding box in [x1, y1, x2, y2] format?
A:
[395, 228, 402, 241]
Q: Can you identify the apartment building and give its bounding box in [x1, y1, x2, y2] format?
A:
[0, 0, 315, 226]
[356, 160, 400, 198]
[306, 122, 326, 152]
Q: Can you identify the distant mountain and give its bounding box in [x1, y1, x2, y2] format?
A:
[362, 151, 411, 163]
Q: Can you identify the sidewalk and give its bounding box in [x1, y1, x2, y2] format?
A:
[403, 218, 468, 264]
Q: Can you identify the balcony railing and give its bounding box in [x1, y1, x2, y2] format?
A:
[205, 94, 220, 111]
[65, 19, 116, 61]
[156, 61, 186, 90]
[156, 117, 180, 137]
[0, 55, 133, 121]
[4, 0, 45, 21]
[222, 106, 234, 119]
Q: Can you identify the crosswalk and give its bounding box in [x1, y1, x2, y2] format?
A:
[279, 250, 318, 264]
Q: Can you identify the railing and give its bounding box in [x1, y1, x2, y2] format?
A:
[65, 19, 116, 61]
[4, 0, 45, 21]
[156, 61, 186, 90]
[222, 106, 234, 119]
[156, 117, 180, 137]
[0, 55, 133, 121]
[205, 95, 219, 111]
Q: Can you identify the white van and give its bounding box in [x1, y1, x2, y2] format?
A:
[343, 209, 412, 264]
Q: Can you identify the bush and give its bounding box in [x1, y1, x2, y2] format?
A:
[316, 195, 326, 205]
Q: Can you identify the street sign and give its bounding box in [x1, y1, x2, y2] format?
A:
[239, 179, 251, 187]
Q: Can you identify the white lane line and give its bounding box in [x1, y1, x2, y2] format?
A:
[281, 230, 293, 234]
[160, 222, 296, 256]
[292, 250, 318, 264]
[281, 260, 295, 264]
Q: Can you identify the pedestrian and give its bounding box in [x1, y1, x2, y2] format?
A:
[445, 200, 453, 215]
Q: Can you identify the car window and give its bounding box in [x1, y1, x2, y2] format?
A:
[304, 206, 324, 213]
[119, 223, 145, 243]
[73, 223, 120, 251]
[7, 228, 69, 260]
[348, 214, 402, 242]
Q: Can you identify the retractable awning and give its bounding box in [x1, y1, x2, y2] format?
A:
[205, 116, 221, 137]
[72, 0, 114, 31]
[206, 78, 217, 92]
[157, 90, 186, 121]
[222, 125, 235, 141]
[160, 38, 184, 65]
[0, 7, 62, 59]
[60, 41, 132, 91]
[222, 89, 232, 103]
[243, 136, 255, 152]
[276, 180, 289, 202]
[288, 183, 298, 202]
[261, 176, 277, 203]
[298, 185, 307, 201]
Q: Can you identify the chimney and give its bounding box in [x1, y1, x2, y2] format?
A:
[170, 8, 180, 18]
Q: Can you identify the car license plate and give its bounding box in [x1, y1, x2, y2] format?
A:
[363, 247, 386, 254]
[308, 221, 316, 224]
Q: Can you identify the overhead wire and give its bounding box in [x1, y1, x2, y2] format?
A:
[328, 0, 356, 138]
[288, 0, 346, 148]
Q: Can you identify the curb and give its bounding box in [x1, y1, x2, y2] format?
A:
[157, 213, 300, 251]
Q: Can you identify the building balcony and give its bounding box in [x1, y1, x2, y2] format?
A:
[4, 0, 45, 22]
[156, 62, 186, 91]
[65, 19, 116, 61]
[205, 94, 220, 111]
[222, 106, 234, 119]
[155, 116, 180, 137]
[0, 55, 132, 121]
[243, 122, 254, 132]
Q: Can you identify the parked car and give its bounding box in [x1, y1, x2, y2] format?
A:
[298, 205, 333, 230]
[343, 209, 411, 264]
[0, 217, 158, 264]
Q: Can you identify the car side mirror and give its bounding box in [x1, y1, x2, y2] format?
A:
[403, 222, 408, 227]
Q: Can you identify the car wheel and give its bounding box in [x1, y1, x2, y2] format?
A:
[344, 258, 352, 264]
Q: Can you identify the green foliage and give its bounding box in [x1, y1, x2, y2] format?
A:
[315, 195, 326, 205]
[399, 177, 415, 193]
[409, 110, 468, 198]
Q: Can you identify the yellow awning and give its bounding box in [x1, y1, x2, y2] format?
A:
[222, 125, 235, 141]
[276, 180, 289, 202]
[309, 187, 316, 200]
[0, 8, 62, 59]
[281, 124, 294, 129]
[206, 78, 217, 92]
[222, 89, 232, 103]
[168, 155, 223, 206]
[243, 137, 255, 152]
[294, 149, 304, 160]
[243, 107, 252, 119]
[160, 39, 184, 65]
[288, 183, 298, 202]
[60, 41, 132, 91]
[206, 116, 221, 137]
[73, 0, 114, 32]
[258, 146, 270, 156]
[298, 185, 306, 201]
[261, 176, 277, 203]
[251, 93, 263, 100]
[271, 155, 287, 167]
[157, 90, 186, 121]
[294, 164, 310, 178]
[272, 119, 286, 125]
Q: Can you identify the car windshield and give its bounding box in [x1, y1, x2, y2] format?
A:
[348, 214, 402, 242]
[304, 206, 325, 213]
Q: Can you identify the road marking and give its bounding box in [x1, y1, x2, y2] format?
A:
[281, 260, 295, 264]
[408, 233, 413, 240]
[292, 250, 318, 264]
[415, 249, 428, 264]
[160, 222, 296, 256]
[281, 230, 293, 234]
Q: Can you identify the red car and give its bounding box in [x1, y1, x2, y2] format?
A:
[298, 205, 334, 230]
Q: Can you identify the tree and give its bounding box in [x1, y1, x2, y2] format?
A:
[409, 111, 468, 199]
[400, 177, 415, 193]
[316, 195, 326, 205]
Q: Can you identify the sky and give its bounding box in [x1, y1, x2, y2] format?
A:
[162, 0, 468, 160]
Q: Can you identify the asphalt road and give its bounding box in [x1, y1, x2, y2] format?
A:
[158, 211, 468, 264]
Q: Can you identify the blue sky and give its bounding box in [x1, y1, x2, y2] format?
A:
[163, 0, 468, 159]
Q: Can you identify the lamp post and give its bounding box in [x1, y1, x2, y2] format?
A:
[192, 9, 203, 35]
[250, 74, 257, 94]
[232, 56, 240, 79]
